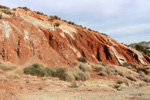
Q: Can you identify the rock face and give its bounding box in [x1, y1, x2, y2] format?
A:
[0, 7, 150, 67]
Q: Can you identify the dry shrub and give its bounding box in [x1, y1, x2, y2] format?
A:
[138, 67, 150, 75]
[143, 77, 150, 83]
[99, 72, 107, 76]
[65, 70, 75, 82]
[116, 79, 129, 86]
[65, 67, 90, 82]
[113, 84, 121, 89]
[93, 65, 114, 76]
[94, 65, 105, 72]
[1, 9, 12, 15]
[126, 75, 137, 82]
[139, 71, 145, 77]
[77, 63, 92, 72]
[71, 68, 89, 81]
[69, 82, 82, 88]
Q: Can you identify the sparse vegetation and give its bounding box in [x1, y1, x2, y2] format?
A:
[77, 57, 88, 63]
[137, 66, 150, 75]
[1, 9, 12, 15]
[0, 5, 9, 9]
[94, 65, 105, 72]
[49, 15, 61, 20]
[34, 11, 47, 16]
[66, 67, 90, 81]
[69, 82, 82, 88]
[116, 79, 129, 86]
[18, 7, 30, 11]
[24, 63, 91, 82]
[122, 63, 137, 69]
[93, 65, 114, 76]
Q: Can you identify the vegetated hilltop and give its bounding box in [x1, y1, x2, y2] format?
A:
[129, 42, 150, 57]
[0, 5, 150, 67]
[129, 41, 150, 48]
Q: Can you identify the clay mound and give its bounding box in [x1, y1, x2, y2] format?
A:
[0, 6, 150, 67]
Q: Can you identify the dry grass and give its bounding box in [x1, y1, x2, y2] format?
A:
[69, 82, 82, 88]
[6, 72, 20, 79]
[76, 63, 92, 72]
[65, 67, 90, 82]
[0, 62, 23, 79]
[0, 62, 17, 71]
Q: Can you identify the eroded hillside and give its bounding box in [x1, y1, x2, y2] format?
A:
[0, 6, 150, 67]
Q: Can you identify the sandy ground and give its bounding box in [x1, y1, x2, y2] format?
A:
[1, 64, 150, 100]
[0, 73, 150, 100]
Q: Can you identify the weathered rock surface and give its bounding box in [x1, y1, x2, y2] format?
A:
[0, 7, 150, 67]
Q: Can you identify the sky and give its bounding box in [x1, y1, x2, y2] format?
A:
[0, 0, 150, 44]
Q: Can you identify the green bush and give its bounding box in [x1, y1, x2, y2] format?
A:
[18, 7, 30, 11]
[49, 16, 61, 20]
[54, 22, 60, 27]
[135, 44, 150, 57]
[43, 67, 54, 76]
[53, 67, 67, 80]
[68, 21, 75, 25]
[24, 63, 54, 77]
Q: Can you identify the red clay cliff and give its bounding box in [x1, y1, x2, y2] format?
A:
[0, 7, 150, 67]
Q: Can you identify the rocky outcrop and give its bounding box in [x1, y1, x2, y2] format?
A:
[0, 7, 150, 67]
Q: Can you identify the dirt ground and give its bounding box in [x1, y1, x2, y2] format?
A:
[0, 72, 150, 100]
